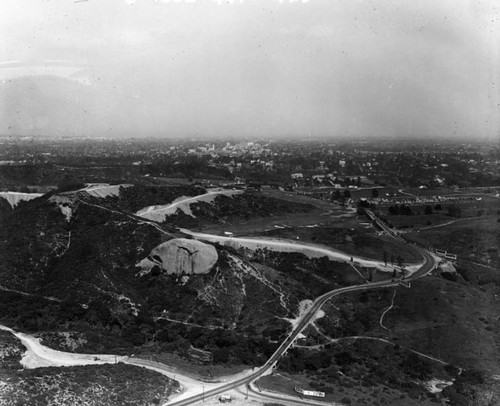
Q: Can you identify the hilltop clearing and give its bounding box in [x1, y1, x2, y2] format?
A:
[0, 191, 43, 208]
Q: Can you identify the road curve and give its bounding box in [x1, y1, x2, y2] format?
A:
[166, 231, 438, 405]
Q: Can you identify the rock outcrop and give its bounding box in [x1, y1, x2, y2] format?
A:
[136, 238, 218, 276]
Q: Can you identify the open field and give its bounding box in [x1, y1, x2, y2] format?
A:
[197, 210, 357, 236]
[192, 188, 355, 235]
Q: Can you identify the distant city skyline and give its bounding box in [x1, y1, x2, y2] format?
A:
[0, 0, 499, 140]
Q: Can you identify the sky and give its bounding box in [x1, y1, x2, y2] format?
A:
[0, 0, 498, 140]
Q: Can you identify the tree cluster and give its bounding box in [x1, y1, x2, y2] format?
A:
[388, 204, 412, 215]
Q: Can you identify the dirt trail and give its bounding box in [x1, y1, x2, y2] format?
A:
[0, 323, 225, 402]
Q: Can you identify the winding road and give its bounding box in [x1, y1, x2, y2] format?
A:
[166, 226, 438, 405]
[1, 205, 438, 406]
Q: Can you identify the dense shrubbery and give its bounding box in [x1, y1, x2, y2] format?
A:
[388, 204, 412, 215]
[247, 249, 362, 297]
[0, 363, 177, 406]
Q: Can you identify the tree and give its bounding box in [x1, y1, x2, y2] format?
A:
[343, 189, 351, 199]
[435, 204, 442, 211]
[396, 256, 404, 268]
[383, 251, 388, 267]
[371, 188, 379, 198]
[424, 205, 433, 215]
[400, 204, 412, 215]
[447, 204, 462, 218]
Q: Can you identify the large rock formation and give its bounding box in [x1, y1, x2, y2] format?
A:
[136, 238, 218, 276]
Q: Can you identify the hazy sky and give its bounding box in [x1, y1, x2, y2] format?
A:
[0, 0, 498, 139]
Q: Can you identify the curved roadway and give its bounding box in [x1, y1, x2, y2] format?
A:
[167, 236, 438, 405]
[2, 198, 436, 406]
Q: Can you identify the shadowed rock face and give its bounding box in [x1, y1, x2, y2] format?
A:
[137, 238, 218, 275]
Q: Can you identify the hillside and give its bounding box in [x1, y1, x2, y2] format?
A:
[0, 185, 361, 367]
[265, 272, 500, 406]
[405, 216, 500, 278]
[1, 184, 498, 405]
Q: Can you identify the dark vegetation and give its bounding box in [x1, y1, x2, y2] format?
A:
[277, 340, 451, 402]
[315, 288, 395, 338]
[0, 195, 13, 220]
[304, 274, 500, 404]
[275, 339, 499, 405]
[0, 330, 25, 370]
[247, 248, 363, 297]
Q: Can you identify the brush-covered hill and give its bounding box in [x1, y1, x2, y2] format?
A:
[269, 269, 500, 406]
[2, 184, 498, 405]
[0, 185, 361, 366]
